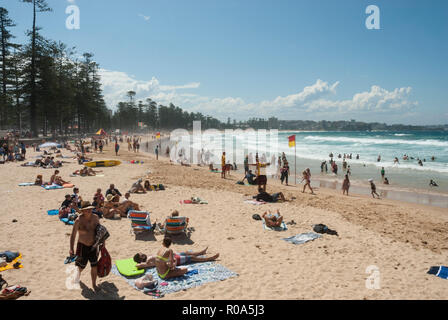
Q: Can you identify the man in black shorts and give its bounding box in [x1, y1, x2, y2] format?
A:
[69, 206, 100, 291]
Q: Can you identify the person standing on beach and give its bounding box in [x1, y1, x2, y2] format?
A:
[342, 174, 350, 196]
[155, 145, 159, 160]
[381, 167, 385, 180]
[369, 179, 380, 199]
[69, 206, 100, 291]
[301, 169, 314, 194]
[221, 152, 226, 179]
[115, 141, 120, 156]
[244, 155, 249, 175]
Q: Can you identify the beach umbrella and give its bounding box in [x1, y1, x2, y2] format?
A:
[39, 142, 61, 148]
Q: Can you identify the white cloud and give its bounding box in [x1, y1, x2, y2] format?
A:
[98, 69, 418, 121]
[138, 14, 150, 22]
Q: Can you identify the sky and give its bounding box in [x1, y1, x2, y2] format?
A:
[5, 0, 448, 125]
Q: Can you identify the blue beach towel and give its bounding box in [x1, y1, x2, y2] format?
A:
[111, 261, 238, 298]
[282, 232, 322, 245]
[427, 266, 448, 279]
[19, 182, 35, 187]
[60, 218, 74, 225]
[42, 184, 63, 190]
[47, 209, 59, 216]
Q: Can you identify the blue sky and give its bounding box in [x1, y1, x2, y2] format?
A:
[6, 0, 448, 125]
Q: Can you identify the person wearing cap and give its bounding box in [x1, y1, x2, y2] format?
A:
[129, 178, 146, 194]
[69, 205, 100, 291]
[369, 179, 380, 199]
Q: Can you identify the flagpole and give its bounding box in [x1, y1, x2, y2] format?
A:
[295, 139, 297, 185]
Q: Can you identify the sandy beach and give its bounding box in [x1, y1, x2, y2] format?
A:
[1, 139, 448, 300]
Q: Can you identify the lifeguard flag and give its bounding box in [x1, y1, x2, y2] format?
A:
[288, 135, 296, 148]
[156, 132, 161, 139]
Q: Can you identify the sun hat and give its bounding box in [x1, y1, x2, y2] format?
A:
[106, 194, 115, 202]
[368, 179, 373, 182]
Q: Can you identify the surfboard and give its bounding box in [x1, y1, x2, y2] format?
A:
[84, 160, 122, 168]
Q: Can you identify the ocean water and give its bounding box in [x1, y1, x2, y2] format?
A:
[168, 130, 448, 195]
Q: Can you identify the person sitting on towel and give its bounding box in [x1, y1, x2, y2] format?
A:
[262, 210, 284, 228]
[153, 237, 219, 280]
[34, 175, 43, 186]
[254, 187, 286, 203]
[133, 246, 219, 270]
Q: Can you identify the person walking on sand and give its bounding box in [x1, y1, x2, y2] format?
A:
[381, 167, 385, 180]
[342, 174, 350, 196]
[301, 169, 314, 194]
[115, 141, 120, 156]
[369, 179, 380, 199]
[221, 152, 226, 179]
[69, 206, 101, 291]
[155, 145, 159, 160]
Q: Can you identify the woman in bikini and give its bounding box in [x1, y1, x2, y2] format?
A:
[155, 237, 189, 280]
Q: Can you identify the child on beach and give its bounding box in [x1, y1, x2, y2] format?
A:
[301, 169, 315, 194]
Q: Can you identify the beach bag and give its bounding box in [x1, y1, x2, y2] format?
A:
[97, 245, 111, 278]
[252, 214, 262, 221]
[313, 224, 328, 234]
[94, 224, 110, 247]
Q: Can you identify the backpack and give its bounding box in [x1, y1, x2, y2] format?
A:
[252, 214, 262, 221]
[97, 245, 111, 278]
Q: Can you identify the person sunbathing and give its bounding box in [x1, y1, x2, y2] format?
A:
[117, 192, 140, 217]
[262, 210, 284, 228]
[155, 237, 218, 280]
[254, 187, 286, 203]
[133, 247, 219, 270]
[102, 194, 122, 219]
[129, 178, 146, 194]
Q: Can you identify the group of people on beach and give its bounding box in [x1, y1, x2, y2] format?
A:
[0, 141, 26, 162]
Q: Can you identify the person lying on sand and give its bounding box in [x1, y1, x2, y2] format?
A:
[133, 247, 219, 270]
[73, 167, 102, 177]
[254, 187, 286, 203]
[154, 237, 219, 280]
[129, 179, 146, 194]
[262, 210, 284, 228]
[117, 192, 140, 216]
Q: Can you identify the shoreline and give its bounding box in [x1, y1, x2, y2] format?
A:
[141, 136, 448, 209]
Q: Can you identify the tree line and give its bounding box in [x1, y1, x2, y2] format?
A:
[0, 1, 113, 137]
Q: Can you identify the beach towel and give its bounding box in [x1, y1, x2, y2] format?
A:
[47, 209, 59, 216]
[180, 198, 208, 204]
[18, 182, 35, 187]
[60, 218, 75, 225]
[42, 184, 63, 190]
[427, 266, 448, 279]
[0, 254, 23, 272]
[244, 200, 267, 205]
[111, 261, 238, 298]
[282, 232, 322, 245]
[263, 220, 288, 231]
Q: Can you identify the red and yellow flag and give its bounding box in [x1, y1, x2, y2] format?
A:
[156, 132, 161, 139]
[288, 135, 296, 148]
